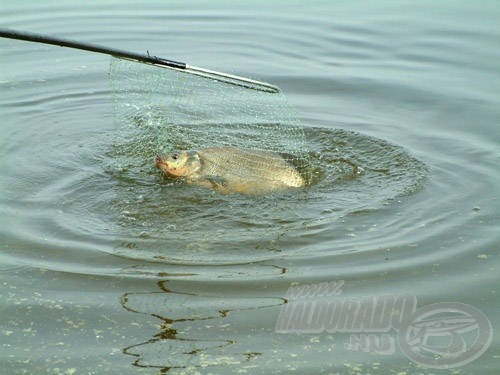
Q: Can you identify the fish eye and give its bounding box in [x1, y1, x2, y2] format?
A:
[172, 153, 179, 160]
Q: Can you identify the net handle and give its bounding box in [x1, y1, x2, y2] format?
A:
[0, 28, 280, 93]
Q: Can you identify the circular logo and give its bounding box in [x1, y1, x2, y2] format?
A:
[398, 302, 492, 369]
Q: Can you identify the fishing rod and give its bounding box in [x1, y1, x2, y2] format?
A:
[0, 28, 280, 94]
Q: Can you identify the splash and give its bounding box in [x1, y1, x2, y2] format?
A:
[105, 58, 427, 263]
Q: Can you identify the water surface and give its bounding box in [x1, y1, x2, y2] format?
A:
[1, 1, 499, 374]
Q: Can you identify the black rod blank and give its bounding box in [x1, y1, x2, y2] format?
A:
[0, 28, 280, 93]
[0, 28, 187, 69]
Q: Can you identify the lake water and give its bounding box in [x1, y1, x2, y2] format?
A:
[1, 1, 499, 374]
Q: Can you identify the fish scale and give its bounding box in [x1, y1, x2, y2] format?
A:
[197, 148, 302, 185]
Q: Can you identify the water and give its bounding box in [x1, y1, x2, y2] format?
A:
[1, 1, 499, 374]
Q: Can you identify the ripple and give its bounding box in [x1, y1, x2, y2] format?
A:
[0, 71, 430, 269]
[1, 3, 500, 373]
[6, 119, 427, 268]
[1, 18, 495, 278]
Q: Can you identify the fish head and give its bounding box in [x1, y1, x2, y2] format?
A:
[156, 150, 200, 178]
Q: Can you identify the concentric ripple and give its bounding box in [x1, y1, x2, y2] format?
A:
[1, 1, 499, 373]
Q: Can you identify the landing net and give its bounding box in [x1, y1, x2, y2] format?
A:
[109, 58, 311, 184]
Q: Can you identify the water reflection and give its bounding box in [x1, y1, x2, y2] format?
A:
[121, 277, 285, 372]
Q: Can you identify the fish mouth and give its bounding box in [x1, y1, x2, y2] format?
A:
[156, 155, 164, 165]
[156, 155, 171, 173]
[156, 155, 182, 178]
[156, 155, 167, 168]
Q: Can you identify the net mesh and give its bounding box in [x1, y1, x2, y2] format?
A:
[109, 58, 311, 188]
